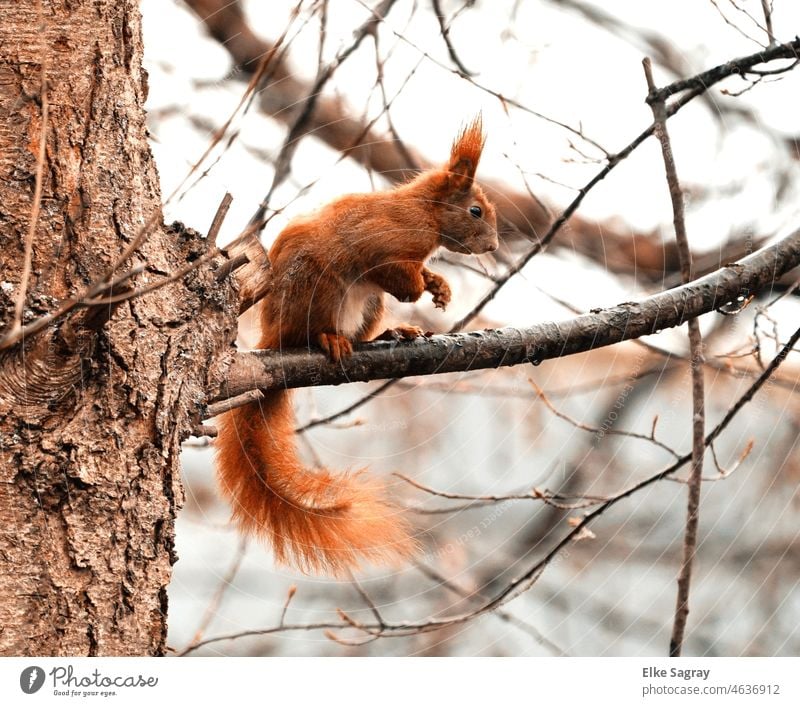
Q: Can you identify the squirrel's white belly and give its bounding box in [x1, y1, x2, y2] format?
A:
[337, 281, 381, 337]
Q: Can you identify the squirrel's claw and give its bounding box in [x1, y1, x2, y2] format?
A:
[319, 332, 353, 362]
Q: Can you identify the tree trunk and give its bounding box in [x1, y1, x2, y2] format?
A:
[0, 1, 236, 655]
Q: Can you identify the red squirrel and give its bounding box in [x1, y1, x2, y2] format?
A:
[216, 117, 498, 574]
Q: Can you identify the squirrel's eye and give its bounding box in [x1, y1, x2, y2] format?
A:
[469, 205, 482, 218]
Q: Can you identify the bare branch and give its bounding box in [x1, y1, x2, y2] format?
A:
[530, 379, 679, 459]
[295, 379, 395, 432]
[348, 572, 387, 631]
[646, 37, 800, 104]
[81, 233, 230, 306]
[413, 563, 567, 655]
[213, 253, 248, 283]
[708, 0, 765, 46]
[431, 0, 476, 76]
[761, 0, 776, 46]
[395, 472, 604, 511]
[207, 192, 233, 247]
[212, 228, 800, 404]
[279, 585, 297, 628]
[206, 389, 265, 418]
[644, 57, 706, 658]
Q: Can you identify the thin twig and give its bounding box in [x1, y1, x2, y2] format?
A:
[207, 192, 233, 247]
[81, 221, 262, 307]
[183, 536, 248, 652]
[413, 562, 567, 655]
[207, 389, 265, 419]
[530, 379, 680, 459]
[10, 0, 49, 342]
[395, 472, 605, 511]
[431, 0, 475, 76]
[644, 57, 706, 658]
[189, 424, 218, 439]
[279, 585, 298, 628]
[646, 36, 800, 104]
[707, 438, 754, 478]
[348, 572, 386, 629]
[296, 380, 395, 432]
[85, 263, 147, 300]
[760, 0, 775, 45]
[708, 0, 764, 46]
[214, 253, 249, 282]
[81, 252, 218, 306]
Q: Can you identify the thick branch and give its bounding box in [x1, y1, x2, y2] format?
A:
[213, 228, 800, 405]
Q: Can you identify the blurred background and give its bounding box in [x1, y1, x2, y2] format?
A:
[141, 0, 800, 656]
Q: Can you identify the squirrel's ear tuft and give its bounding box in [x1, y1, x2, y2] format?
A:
[444, 114, 486, 194]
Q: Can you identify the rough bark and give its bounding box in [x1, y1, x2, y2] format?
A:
[0, 1, 237, 656]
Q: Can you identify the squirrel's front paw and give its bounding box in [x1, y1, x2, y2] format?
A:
[318, 332, 353, 362]
[422, 271, 452, 311]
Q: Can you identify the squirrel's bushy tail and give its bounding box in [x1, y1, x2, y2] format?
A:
[215, 390, 417, 574]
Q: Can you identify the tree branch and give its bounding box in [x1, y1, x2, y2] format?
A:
[644, 57, 706, 658]
[431, 0, 476, 76]
[211, 227, 800, 406]
[646, 37, 800, 104]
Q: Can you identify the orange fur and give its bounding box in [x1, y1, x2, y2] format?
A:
[216, 393, 416, 574]
[215, 116, 499, 575]
[448, 115, 486, 185]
